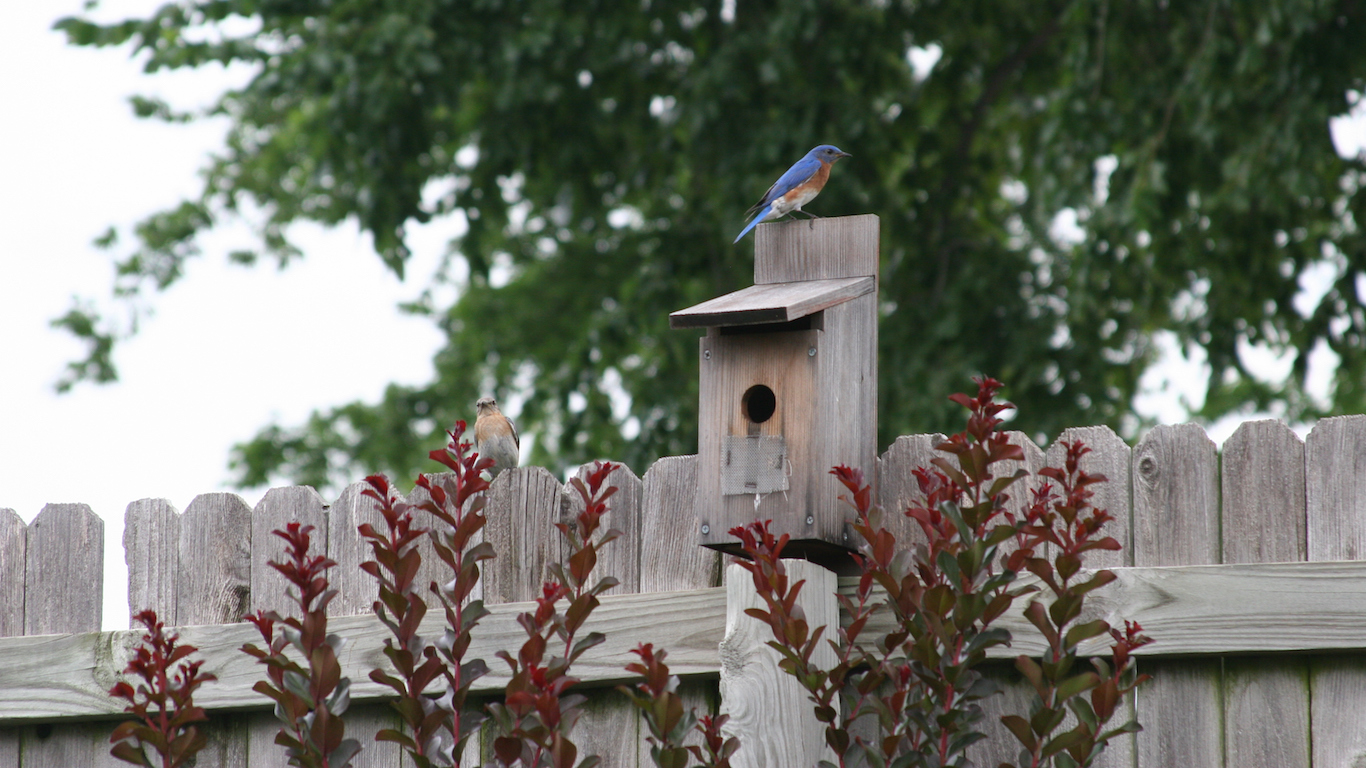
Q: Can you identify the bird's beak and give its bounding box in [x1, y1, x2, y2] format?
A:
[837, 151, 852, 160]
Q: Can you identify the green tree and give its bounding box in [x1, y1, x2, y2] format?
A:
[56, 0, 1366, 490]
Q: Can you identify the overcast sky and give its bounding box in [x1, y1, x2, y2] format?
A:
[2, 3, 1364, 631]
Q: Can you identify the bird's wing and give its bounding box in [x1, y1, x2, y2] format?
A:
[507, 416, 520, 448]
[746, 155, 822, 216]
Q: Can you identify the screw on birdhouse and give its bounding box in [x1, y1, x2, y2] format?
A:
[704, 349, 711, 360]
[805, 515, 814, 525]
[808, 346, 816, 357]
[701, 523, 710, 535]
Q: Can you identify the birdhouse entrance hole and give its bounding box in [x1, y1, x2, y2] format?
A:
[742, 385, 776, 424]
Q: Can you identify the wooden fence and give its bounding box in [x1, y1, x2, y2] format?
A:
[3, 416, 1366, 767]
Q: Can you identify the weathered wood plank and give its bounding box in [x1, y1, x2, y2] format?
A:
[0, 586, 727, 723]
[25, 504, 103, 635]
[326, 480, 385, 618]
[566, 462, 643, 595]
[123, 499, 180, 627]
[719, 561, 836, 768]
[0, 730, 14, 768]
[1132, 424, 1219, 567]
[669, 276, 875, 328]
[847, 560, 1366, 656]
[177, 493, 252, 626]
[1046, 425, 1133, 569]
[568, 460, 644, 764]
[0, 509, 25, 638]
[1131, 423, 1221, 768]
[753, 214, 879, 284]
[640, 455, 719, 592]
[1223, 663, 1310, 768]
[1221, 419, 1309, 768]
[191, 714, 249, 768]
[250, 486, 329, 618]
[1307, 414, 1366, 561]
[1, 514, 29, 763]
[404, 472, 465, 616]
[575, 685, 640, 768]
[1310, 656, 1366, 768]
[1222, 420, 1306, 563]
[1306, 414, 1366, 768]
[483, 466, 564, 604]
[876, 433, 944, 553]
[966, 666, 1036, 768]
[17, 721, 125, 768]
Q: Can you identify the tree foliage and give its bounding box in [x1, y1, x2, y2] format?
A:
[56, 0, 1366, 488]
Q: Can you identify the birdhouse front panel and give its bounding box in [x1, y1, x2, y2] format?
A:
[696, 326, 819, 549]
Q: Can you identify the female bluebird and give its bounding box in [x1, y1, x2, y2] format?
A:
[474, 396, 520, 479]
[734, 144, 851, 243]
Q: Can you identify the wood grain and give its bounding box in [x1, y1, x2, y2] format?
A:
[640, 455, 719, 592]
[1221, 419, 1310, 768]
[1223, 419, 1306, 564]
[719, 561, 836, 768]
[812, 290, 879, 549]
[669, 276, 875, 328]
[123, 498, 179, 628]
[1306, 414, 1366, 768]
[753, 214, 879, 283]
[876, 433, 945, 553]
[0, 509, 25, 638]
[17, 721, 125, 768]
[1131, 423, 1220, 768]
[1132, 423, 1220, 567]
[177, 492, 252, 626]
[326, 480, 385, 618]
[0, 586, 726, 722]
[24, 504, 103, 635]
[483, 466, 564, 604]
[250, 485, 329, 618]
[1306, 414, 1366, 561]
[566, 461, 643, 595]
[1046, 425, 1132, 569]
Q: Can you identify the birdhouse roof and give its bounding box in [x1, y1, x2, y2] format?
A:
[669, 276, 875, 329]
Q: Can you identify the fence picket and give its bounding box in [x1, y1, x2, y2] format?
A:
[25, 504, 103, 636]
[876, 433, 943, 551]
[1132, 423, 1221, 767]
[123, 498, 180, 628]
[1306, 415, 1366, 767]
[19, 504, 109, 766]
[0, 509, 24, 639]
[177, 493, 252, 626]
[1222, 420, 1310, 768]
[0, 509, 21, 768]
[483, 466, 564, 604]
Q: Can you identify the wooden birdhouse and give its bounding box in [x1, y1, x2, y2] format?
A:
[671, 214, 879, 559]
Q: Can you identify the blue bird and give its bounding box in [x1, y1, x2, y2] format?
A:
[734, 145, 851, 243]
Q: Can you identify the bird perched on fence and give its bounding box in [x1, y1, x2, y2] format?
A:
[474, 396, 520, 479]
[734, 144, 851, 243]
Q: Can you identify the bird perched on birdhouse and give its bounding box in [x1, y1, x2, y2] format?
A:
[734, 145, 851, 243]
[474, 396, 519, 478]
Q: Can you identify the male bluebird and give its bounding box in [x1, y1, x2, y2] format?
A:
[474, 396, 520, 479]
[734, 144, 851, 243]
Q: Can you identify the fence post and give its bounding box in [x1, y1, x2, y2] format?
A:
[719, 559, 836, 768]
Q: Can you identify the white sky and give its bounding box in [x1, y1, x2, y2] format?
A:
[1, 4, 1363, 631]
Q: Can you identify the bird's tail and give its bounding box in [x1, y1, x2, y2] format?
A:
[733, 204, 772, 243]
